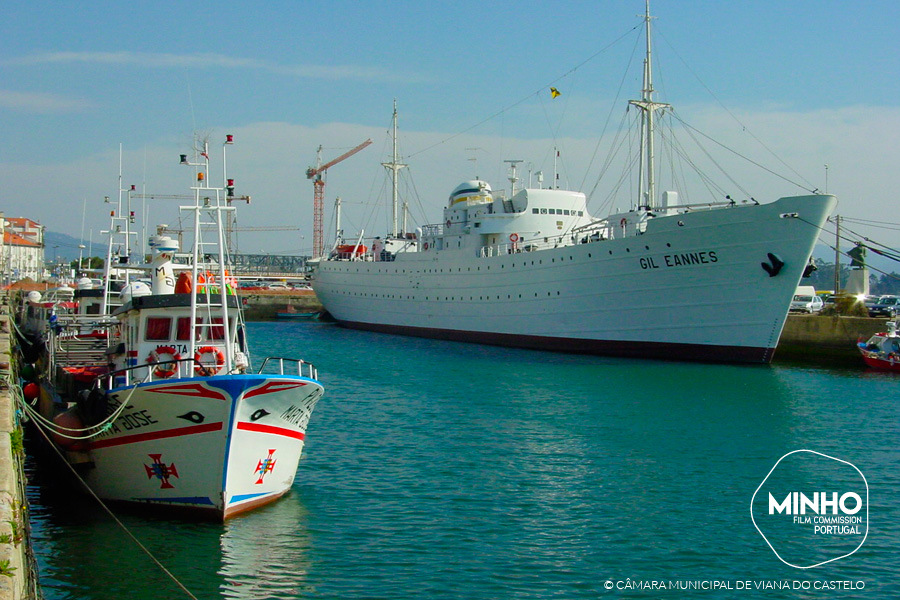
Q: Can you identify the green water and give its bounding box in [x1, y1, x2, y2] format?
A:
[27, 321, 900, 598]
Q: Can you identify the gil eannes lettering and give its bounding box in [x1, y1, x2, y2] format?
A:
[639, 250, 718, 270]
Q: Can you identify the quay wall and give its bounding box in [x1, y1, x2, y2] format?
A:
[0, 299, 35, 600]
[776, 314, 884, 363]
[238, 289, 322, 320]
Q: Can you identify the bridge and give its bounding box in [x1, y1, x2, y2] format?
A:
[228, 253, 312, 276]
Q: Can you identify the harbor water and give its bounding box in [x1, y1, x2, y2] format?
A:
[26, 321, 900, 598]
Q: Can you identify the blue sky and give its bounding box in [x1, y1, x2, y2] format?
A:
[2, 0, 899, 263]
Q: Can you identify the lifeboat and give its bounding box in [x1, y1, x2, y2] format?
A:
[335, 244, 367, 256]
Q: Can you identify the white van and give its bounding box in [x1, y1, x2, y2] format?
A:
[790, 286, 823, 313]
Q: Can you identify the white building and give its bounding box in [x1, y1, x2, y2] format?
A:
[1, 215, 45, 282]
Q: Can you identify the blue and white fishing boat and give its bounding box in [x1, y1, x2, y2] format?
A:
[21, 137, 323, 520]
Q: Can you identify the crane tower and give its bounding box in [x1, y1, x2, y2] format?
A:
[306, 139, 372, 258]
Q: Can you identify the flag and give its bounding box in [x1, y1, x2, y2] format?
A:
[550, 87, 561, 98]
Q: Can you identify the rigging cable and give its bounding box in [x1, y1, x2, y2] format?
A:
[654, 26, 817, 192]
[405, 24, 641, 161]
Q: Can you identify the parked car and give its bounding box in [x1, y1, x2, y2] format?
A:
[867, 295, 900, 318]
[790, 293, 824, 313]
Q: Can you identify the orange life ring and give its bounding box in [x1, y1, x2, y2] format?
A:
[620, 218, 627, 228]
[423, 242, 429, 250]
[148, 345, 181, 378]
[509, 233, 520, 243]
[194, 346, 226, 376]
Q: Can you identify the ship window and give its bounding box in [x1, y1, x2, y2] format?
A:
[540, 208, 547, 214]
[532, 209, 539, 214]
[579, 211, 583, 216]
[208, 317, 226, 341]
[564, 210, 570, 215]
[145, 317, 172, 341]
[175, 316, 202, 341]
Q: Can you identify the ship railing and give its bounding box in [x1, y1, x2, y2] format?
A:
[477, 235, 581, 257]
[99, 357, 208, 389]
[96, 348, 262, 389]
[48, 317, 116, 373]
[421, 223, 444, 237]
[257, 356, 318, 380]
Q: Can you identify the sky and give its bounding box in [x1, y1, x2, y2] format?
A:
[2, 0, 899, 266]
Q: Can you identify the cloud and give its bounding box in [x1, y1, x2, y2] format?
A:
[0, 89, 94, 113]
[3, 51, 423, 83]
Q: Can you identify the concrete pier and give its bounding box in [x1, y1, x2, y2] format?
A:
[238, 289, 321, 320]
[776, 314, 885, 364]
[0, 297, 37, 600]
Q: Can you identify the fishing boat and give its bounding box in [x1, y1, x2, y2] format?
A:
[276, 304, 318, 320]
[310, 3, 836, 364]
[17, 137, 324, 520]
[857, 322, 900, 372]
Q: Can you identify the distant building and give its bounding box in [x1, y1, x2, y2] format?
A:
[1, 214, 45, 282]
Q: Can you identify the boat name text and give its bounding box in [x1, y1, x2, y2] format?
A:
[640, 250, 718, 270]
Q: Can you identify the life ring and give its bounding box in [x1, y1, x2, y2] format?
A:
[194, 346, 225, 376]
[620, 218, 627, 228]
[148, 345, 181, 378]
[423, 242, 429, 250]
[509, 233, 520, 243]
[446, 219, 452, 228]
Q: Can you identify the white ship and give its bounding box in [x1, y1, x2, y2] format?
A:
[311, 3, 836, 364]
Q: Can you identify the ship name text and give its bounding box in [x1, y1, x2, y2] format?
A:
[640, 250, 718, 270]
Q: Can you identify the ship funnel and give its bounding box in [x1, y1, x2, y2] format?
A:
[148, 235, 179, 295]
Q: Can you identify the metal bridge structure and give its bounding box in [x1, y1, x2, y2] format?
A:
[227, 253, 311, 276]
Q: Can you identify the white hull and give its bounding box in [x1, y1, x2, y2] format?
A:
[313, 195, 835, 363]
[81, 374, 322, 519]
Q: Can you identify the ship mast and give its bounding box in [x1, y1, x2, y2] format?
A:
[629, 0, 669, 211]
[382, 99, 407, 237]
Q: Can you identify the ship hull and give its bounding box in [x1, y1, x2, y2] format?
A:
[313, 195, 835, 364]
[78, 374, 322, 520]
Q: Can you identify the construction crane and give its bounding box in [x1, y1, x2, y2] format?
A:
[306, 139, 372, 258]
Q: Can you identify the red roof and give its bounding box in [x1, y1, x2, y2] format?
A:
[5, 217, 41, 228]
[3, 230, 40, 247]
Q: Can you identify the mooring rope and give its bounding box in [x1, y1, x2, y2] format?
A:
[6, 348, 200, 600]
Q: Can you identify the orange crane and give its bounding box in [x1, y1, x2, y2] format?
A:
[306, 139, 372, 258]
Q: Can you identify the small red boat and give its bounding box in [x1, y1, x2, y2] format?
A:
[857, 321, 900, 372]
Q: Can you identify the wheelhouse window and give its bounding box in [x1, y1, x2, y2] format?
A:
[176, 316, 202, 341]
[145, 317, 172, 341]
[208, 317, 226, 341]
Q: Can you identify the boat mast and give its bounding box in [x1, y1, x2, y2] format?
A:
[629, 0, 669, 210]
[382, 100, 407, 237]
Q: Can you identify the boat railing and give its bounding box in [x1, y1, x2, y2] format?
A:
[256, 356, 318, 380]
[477, 234, 581, 258]
[421, 223, 443, 237]
[98, 357, 205, 388]
[98, 351, 258, 388]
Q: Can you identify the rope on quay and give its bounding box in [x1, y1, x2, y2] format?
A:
[6, 330, 200, 599]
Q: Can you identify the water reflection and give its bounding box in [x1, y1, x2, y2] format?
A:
[218, 494, 314, 599]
